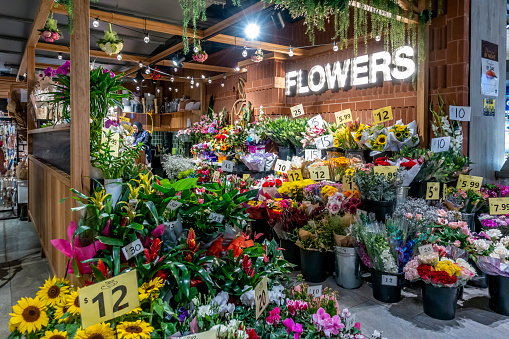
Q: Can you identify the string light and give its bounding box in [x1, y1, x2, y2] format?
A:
[138, 61, 143, 67]
[193, 45, 199, 53]
[175, 88, 178, 92]
[221, 81, 224, 87]
[208, 76, 212, 84]
[174, 67, 178, 72]
[191, 84, 194, 89]
[136, 86, 140, 90]
[92, 18, 99, 28]
[157, 88, 160, 93]
[145, 67, 151, 74]
[333, 41, 338, 52]
[201, 74, 205, 79]
[223, 73, 226, 79]
[242, 46, 248, 57]
[169, 87, 172, 91]
[235, 65, 240, 71]
[117, 53, 122, 60]
[288, 46, 293, 57]
[58, 53, 62, 60]
[376, 35, 381, 42]
[196, 82, 199, 87]
[190, 77, 194, 85]
[170, 75, 174, 82]
[144, 32, 150, 43]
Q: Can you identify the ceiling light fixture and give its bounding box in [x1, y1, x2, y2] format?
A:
[190, 77, 194, 85]
[375, 35, 381, 42]
[138, 61, 143, 67]
[144, 32, 150, 43]
[242, 46, 248, 57]
[245, 23, 260, 40]
[58, 53, 62, 60]
[235, 65, 240, 72]
[223, 73, 226, 79]
[221, 81, 224, 87]
[170, 75, 174, 82]
[145, 67, 151, 74]
[288, 46, 293, 57]
[92, 18, 99, 28]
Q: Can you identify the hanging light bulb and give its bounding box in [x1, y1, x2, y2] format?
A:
[138, 61, 143, 68]
[92, 18, 99, 28]
[117, 53, 122, 60]
[223, 73, 226, 79]
[235, 65, 240, 71]
[157, 88, 160, 93]
[145, 67, 151, 74]
[288, 46, 293, 57]
[58, 53, 62, 60]
[170, 75, 174, 82]
[191, 84, 194, 89]
[134, 79, 138, 83]
[196, 82, 199, 87]
[221, 81, 224, 87]
[144, 32, 150, 43]
[208, 76, 212, 84]
[375, 35, 381, 42]
[190, 77, 194, 85]
[242, 46, 248, 57]
[175, 88, 178, 92]
[333, 41, 338, 52]
[136, 86, 140, 90]
[174, 67, 178, 72]
[193, 45, 199, 53]
[201, 74, 205, 79]
[169, 87, 172, 91]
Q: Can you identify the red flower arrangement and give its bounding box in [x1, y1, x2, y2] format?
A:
[374, 157, 391, 166]
[417, 264, 432, 280]
[430, 270, 457, 285]
[399, 157, 418, 170]
[150, 66, 162, 80]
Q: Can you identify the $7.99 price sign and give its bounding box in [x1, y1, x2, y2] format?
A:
[79, 269, 139, 329]
[456, 174, 483, 192]
[255, 277, 269, 319]
[489, 197, 509, 215]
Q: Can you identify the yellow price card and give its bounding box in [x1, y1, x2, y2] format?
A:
[489, 198, 509, 215]
[79, 270, 139, 329]
[335, 109, 353, 125]
[374, 166, 398, 179]
[342, 175, 357, 192]
[119, 116, 130, 123]
[426, 182, 440, 200]
[373, 106, 393, 124]
[243, 174, 250, 180]
[457, 174, 483, 192]
[287, 169, 303, 182]
[309, 166, 330, 181]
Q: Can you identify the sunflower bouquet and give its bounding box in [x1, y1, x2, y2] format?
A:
[386, 120, 420, 152]
[366, 125, 389, 152]
[351, 122, 372, 149]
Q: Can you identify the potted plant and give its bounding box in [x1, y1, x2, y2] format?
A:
[404, 246, 476, 319]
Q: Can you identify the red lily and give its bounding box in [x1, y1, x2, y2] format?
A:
[145, 238, 161, 264]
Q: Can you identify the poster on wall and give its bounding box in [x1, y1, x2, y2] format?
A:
[481, 40, 499, 97]
[483, 98, 496, 117]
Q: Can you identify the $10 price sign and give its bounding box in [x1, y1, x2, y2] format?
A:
[489, 197, 509, 215]
[457, 174, 483, 192]
[307, 285, 322, 297]
[79, 269, 139, 329]
[274, 159, 290, 173]
[255, 276, 269, 319]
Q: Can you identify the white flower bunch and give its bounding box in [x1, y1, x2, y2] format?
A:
[240, 284, 286, 308]
[380, 249, 398, 274]
[211, 319, 248, 339]
[240, 286, 255, 308]
[162, 155, 195, 179]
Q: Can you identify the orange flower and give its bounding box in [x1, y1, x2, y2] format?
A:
[226, 236, 254, 257]
[343, 190, 360, 198]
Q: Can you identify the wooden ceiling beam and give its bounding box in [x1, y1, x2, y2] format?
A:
[207, 34, 307, 56]
[350, 1, 418, 24]
[36, 42, 149, 63]
[17, 0, 55, 79]
[203, 2, 268, 38]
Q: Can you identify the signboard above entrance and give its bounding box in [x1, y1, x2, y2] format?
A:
[285, 46, 416, 97]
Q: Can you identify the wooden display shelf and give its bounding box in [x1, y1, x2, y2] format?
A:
[28, 123, 71, 134]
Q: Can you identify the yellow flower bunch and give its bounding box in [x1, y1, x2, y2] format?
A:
[139, 277, 164, 302]
[390, 124, 411, 141]
[329, 157, 349, 167]
[278, 179, 315, 196]
[247, 200, 263, 207]
[345, 168, 355, 176]
[321, 185, 338, 198]
[436, 259, 462, 277]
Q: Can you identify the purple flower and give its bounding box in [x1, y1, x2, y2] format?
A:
[482, 219, 498, 228]
[177, 306, 190, 324]
[283, 318, 295, 334]
[44, 67, 56, 77]
[207, 126, 215, 134]
[110, 71, 115, 78]
[56, 61, 70, 75]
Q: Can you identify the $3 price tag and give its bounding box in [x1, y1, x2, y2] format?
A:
[335, 109, 353, 125]
[121, 239, 144, 260]
[79, 270, 139, 329]
[307, 285, 322, 298]
[255, 277, 269, 319]
[426, 182, 440, 200]
[457, 174, 483, 192]
[489, 197, 509, 215]
[309, 166, 330, 181]
[372, 106, 393, 124]
[287, 169, 303, 182]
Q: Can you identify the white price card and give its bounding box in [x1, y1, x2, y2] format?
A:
[180, 330, 216, 339]
[166, 200, 182, 211]
[381, 274, 398, 286]
[430, 136, 450, 153]
[449, 105, 471, 121]
[221, 160, 234, 173]
[345, 314, 356, 331]
[308, 115, 325, 129]
[418, 244, 434, 256]
[335, 109, 353, 125]
[309, 166, 330, 181]
[121, 239, 144, 260]
[274, 159, 290, 173]
[212, 171, 221, 181]
[315, 134, 334, 150]
[307, 285, 322, 298]
[255, 277, 269, 319]
[305, 149, 323, 161]
[291, 104, 305, 118]
[208, 213, 224, 223]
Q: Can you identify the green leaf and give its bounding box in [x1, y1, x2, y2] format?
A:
[90, 263, 106, 282]
[97, 236, 125, 247]
[145, 201, 159, 222]
[113, 246, 120, 276]
[171, 178, 199, 191]
[72, 257, 80, 277]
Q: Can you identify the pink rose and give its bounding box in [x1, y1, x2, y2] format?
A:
[453, 240, 461, 247]
[41, 30, 51, 38]
[198, 198, 204, 204]
[44, 37, 54, 42]
[437, 218, 448, 226]
[449, 222, 459, 229]
[406, 213, 413, 219]
[461, 226, 470, 235]
[457, 221, 468, 228]
[416, 214, 423, 221]
[437, 209, 447, 217]
[52, 32, 60, 40]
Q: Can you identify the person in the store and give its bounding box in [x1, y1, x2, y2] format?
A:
[132, 121, 153, 165]
[0, 141, 6, 175]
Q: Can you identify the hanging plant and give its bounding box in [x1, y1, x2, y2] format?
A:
[251, 49, 264, 63]
[97, 23, 124, 56]
[38, 13, 62, 43]
[192, 43, 208, 63]
[150, 67, 162, 80]
[54, 0, 98, 35]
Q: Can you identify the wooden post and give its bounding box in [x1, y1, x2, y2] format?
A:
[416, 23, 430, 147]
[70, 0, 91, 205]
[27, 46, 36, 148]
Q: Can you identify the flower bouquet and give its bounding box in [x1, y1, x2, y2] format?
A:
[333, 120, 364, 150]
[38, 13, 62, 42]
[192, 44, 208, 63]
[365, 125, 389, 153]
[385, 120, 420, 152]
[97, 23, 124, 56]
[251, 48, 264, 62]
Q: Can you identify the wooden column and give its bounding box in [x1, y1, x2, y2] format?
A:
[70, 0, 91, 204]
[416, 24, 430, 147]
[27, 46, 36, 149]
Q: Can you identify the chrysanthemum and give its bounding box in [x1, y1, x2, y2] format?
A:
[9, 297, 49, 334]
[74, 323, 115, 339]
[138, 277, 164, 301]
[65, 288, 81, 315]
[41, 329, 69, 339]
[117, 320, 154, 339]
[37, 276, 70, 306]
[54, 302, 72, 323]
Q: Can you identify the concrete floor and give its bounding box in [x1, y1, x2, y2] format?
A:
[0, 219, 508, 338]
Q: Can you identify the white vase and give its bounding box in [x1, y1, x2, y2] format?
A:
[104, 178, 123, 206]
[90, 166, 104, 180]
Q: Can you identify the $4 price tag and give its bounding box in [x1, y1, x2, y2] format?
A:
[121, 239, 144, 260]
[457, 174, 483, 192]
[274, 159, 290, 173]
[307, 285, 322, 298]
[315, 134, 334, 150]
[374, 166, 398, 179]
[208, 212, 224, 223]
[255, 277, 269, 319]
[221, 160, 234, 173]
[291, 104, 305, 118]
[426, 182, 440, 200]
[418, 244, 434, 256]
[335, 109, 353, 125]
[381, 274, 398, 287]
[287, 169, 303, 182]
[79, 269, 139, 329]
[372, 106, 393, 124]
[489, 197, 509, 215]
[309, 166, 330, 181]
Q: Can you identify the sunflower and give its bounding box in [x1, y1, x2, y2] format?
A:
[54, 302, 72, 323]
[394, 131, 402, 139]
[345, 168, 355, 176]
[74, 323, 114, 339]
[9, 297, 49, 334]
[117, 320, 154, 339]
[37, 276, 70, 306]
[404, 131, 410, 138]
[125, 307, 142, 316]
[138, 277, 164, 301]
[354, 134, 362, 142]
[65, 288, 81, 315]
[41, 329, 69, 339]
[375, 134, 387, 145]
[9, 317, 18, 332]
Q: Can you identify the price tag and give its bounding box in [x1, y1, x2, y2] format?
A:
[314, 134, 334, 150]
[121, 239, 144, 260]
[255, 276, 269, 319]
[119, 116, 130, 123]
[430, 136, 451, 153]
[381, 274, 397, 286]
[443, 184, 448, 199]
[374, 166, 398, 179]
[335, 109, 353, 125]
[307, 285, 322, 298]
[166, 200, 182, 211]
[305, 149, 323, 161]
[489, 197, 509, 215]
[457, 174, 483, 192]
[287, 169, 303, 182]
[221, 160, 234, 173]
[309, 166, 330, 181]
[426, 182, 440, 200]
[208, 212, 224, 223]
[308, 115, 325, 129]
[243, 174, 250, 180]
[449, 105, 471, 121]
[180, 330, 216, 339]
[291, 104, 305, 118]
[418, 244, 434, 256]
[345, 313, 356, 331]
[342, 175, 357, 192]
[101, 128, 120, 157]
[274, 159, 290, 173]
[79, 269, 139, 329]
[212, 171, 221, 181]
[372, 106, 393, 124]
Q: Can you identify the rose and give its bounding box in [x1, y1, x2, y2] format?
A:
[461, 226, 470, 235]
[52, 32, 60, 40]
[406, 213, 413, 219]
[417, 264, 433, 280]
[437, 209, 448, 217]
[453, 240, 461, 247]
[415, 214, 423, 221]
[41, 30, 51, 38]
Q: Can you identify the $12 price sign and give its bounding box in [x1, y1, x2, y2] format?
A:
[255, 276, 269, 319]
[489, 197, 509, 215]
[456, 174, 483, 192]
[287, 169, 303, 182]
[372, 106, 393, 124]
[426, 182, 440, 200]
[121, 239, 144, 260]
[307, 285, 322, 297]
[381, 274, 398, 286]
[79, 269, 139, 329]
[334, 109, 353, 125]
[309, 166, 330, 181]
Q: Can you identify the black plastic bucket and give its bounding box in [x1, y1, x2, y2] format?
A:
[278, 146, 292, 161]
[362, 200, 395, 222]
[280, 239, 301, 270]
[371, 270, 403, 303]
[300, 248, 327, 283]
[422, 284, 459, 320]
[488, 274, 509, 316]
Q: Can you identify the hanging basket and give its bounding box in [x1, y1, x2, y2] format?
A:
[38, 13, 62, 43]
[192, 52, 208, 63]
[251, 49, 264, 63]
[97, 23, 124, 56]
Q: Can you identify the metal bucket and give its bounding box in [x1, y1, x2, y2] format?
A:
[462, 213, 475, 233]
[334, 247, 362, 289]
[396, 186, 410, 207]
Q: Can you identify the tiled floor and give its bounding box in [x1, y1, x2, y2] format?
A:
[1, 218, 508, 338]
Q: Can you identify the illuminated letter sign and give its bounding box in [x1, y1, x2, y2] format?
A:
[286, 46, 415, 96]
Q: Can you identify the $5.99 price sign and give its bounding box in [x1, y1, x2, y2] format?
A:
[372, 106, 393, 124]
[457, 174, 483, 192]
[489, 197, 509, 215]
[287, 169, 303, 182]
[255, 277, 269, 319]
[309, 166, 330, 181]
[335, 109, 353, 125]
[79, 269, 139, 329]
[426, 182, 440, 200]
[373, 166, 398, 179]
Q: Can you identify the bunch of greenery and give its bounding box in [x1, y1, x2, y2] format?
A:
[354, 169, 403, 201]
[300, 220, 335, 251]
[264, 117, 308, 148]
